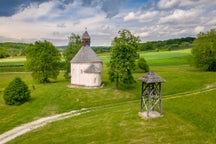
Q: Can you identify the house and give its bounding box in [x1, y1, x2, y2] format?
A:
[70, 30, 102, 87]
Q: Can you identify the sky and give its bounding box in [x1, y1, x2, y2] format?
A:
[0, 0, 216, 46]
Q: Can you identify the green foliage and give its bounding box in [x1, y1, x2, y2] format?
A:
[92, 46, 110, 53]
[139, 37, 194, 51]
[0, 48, 10, 58]
[109, 29, 140, 89]
[136, 57, 149, 72]
[3, 77, 30, 105]
[192, 29, 216, 71]
[0, 42, 29, 57]
[63, 33, 82, 79]
[25, 40, 61, 83]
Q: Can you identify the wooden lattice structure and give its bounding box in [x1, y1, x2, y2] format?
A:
[138, 71, 165, 117]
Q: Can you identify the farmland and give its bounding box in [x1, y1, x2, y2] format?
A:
[0, 49, 216, 143]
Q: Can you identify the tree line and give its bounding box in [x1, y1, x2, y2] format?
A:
[138, 37, 195, 51]
[0, 42, 29, 58]
[0, 37, 195, 59]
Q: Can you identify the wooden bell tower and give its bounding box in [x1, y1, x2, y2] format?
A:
[138, 71, 165, 118]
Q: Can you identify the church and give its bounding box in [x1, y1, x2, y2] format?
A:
[70, 30, 102, 87]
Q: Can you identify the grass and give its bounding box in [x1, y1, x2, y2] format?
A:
[1, 49, 216, 143]
[7, 89, 216, 144]
[0, 56, 26, 72]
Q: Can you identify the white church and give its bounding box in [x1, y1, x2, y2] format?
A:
[70, 30, 102, 88]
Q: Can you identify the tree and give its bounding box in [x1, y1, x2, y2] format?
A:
[109, 29, 140, 89]
[192, 29, 216, 71]
[25, 40, 61, 83]
[4, 77, 30, 105]
[137, 58, 149, 72]
[63, 33, 82, 79]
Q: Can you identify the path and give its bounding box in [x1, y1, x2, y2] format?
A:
[0, 108, 90, 144]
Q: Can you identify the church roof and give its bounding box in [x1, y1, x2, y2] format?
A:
[84, 64, 101, 73]
[138, 71, 166, 84]
[71, 45, 102, 63]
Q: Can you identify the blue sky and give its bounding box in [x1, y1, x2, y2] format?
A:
[0, 0, 216, 46]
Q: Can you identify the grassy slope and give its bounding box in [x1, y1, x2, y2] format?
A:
[1, 49, 216, 143]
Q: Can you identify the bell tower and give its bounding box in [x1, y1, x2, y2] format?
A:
[82, 28, 90, 46]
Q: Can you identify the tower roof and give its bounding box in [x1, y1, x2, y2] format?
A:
[71, 45, 102, 63]
[138, 71, 166, 83]
[82, 30, 91, 46]
[82, 31, 90, 39]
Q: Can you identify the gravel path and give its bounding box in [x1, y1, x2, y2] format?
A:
[0, 108, 89, 144]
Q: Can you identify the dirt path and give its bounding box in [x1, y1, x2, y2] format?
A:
[0, 108, 90, 144]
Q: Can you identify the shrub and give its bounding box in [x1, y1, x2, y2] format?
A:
[3, 77, 31, 105]
[136, 58, 149, 72]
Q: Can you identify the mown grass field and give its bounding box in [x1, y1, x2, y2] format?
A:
[1, 49, 216, 143]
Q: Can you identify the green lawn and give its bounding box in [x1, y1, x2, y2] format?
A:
[1, 49, 216, 143]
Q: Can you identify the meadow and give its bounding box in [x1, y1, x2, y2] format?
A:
[0, 49, 216, 143]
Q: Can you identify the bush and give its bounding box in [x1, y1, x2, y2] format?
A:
[3, 77, 31, 105]
[136, 58, 149, 72]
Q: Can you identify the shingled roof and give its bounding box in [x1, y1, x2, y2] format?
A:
[84, 64, 101, 73]
[138, 71, 166, 83]
[82, 31, 90, 39]
[71, 46, 102, 63]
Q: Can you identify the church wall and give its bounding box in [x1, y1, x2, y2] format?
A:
[71, 62, 102, 87]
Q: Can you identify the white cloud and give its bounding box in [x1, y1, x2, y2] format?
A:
[124, 11, 158, 22]
[179, 0, 216, 7]
[194, 26, 205, 34]
[0, 0, 112, 46]
[1, 0, 216, 45]
[135, 31, 150, 37]
[159, 8, 201, 24]
[123, 12, 135, 22]
[158, 0, 180, 9]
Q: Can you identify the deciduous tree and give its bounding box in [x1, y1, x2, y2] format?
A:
[109, 29, 140, 89]
[25, 40, 61, 83]
[63, 33, 82, 79]
[192, 29, 216, 71]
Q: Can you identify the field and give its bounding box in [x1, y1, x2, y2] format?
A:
[0, 49, 216, 143]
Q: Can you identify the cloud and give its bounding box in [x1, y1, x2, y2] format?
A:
[57, 23, 66, 28]
[1, 0, 216, 46]
[194, 26, 205, 34]
[124, 11, 158, 22]
[0, 0, 55, 17]
[158, 0, 180, 9]
[159, 8, 201, 24]
[80, 0, 127, 18]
